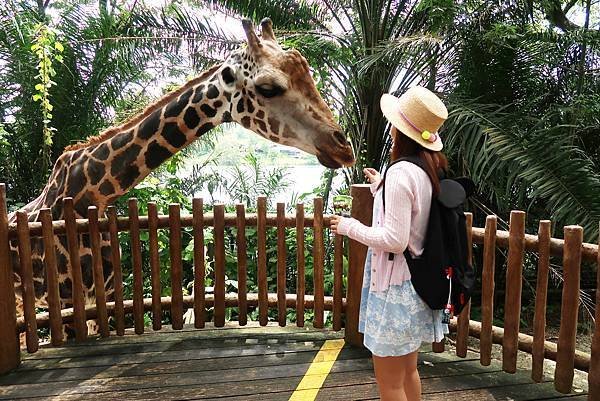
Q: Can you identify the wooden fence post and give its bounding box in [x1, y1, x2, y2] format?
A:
[589, 222, 600, 400]
[480, 215, 497, 365]
[532, 220, 551, 382]
[555, 225, 582, 394]
[456, 212, 473, 357]
[345, 184, 373, 347]
[0, 184, 19, 374]
[313, 197, 325, 329]
[502, 210, 526, 373]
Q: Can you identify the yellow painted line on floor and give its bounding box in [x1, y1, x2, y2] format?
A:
[288, 339, 345, 401]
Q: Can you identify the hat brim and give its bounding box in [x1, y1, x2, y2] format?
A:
[380, 93, 443, 152]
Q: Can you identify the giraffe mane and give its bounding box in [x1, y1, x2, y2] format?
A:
[65, 64, 222, 151]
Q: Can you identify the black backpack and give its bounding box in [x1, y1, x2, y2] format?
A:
[382, 156, 476, 322]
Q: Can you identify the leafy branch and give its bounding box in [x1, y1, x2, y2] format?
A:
[30, 23, 63, 170]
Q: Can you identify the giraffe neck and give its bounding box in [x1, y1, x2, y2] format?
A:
[102, 63, 237, 198]
[42, 61, 243, 218]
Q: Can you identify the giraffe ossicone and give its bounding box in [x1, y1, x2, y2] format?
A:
[8, 17, 355, 335]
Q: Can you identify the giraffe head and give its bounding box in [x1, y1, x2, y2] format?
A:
[224, 18, 355, 168]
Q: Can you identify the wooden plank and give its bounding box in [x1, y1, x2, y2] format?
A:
[169, 203, 183, 330]
[39, 209, 62, 346]
[555, 225, 583, 394]
[0, 184, 19, 373]
[296, 203, 305, 328]
[236, 203, 247, 326]
[63, 197, 87, 341]
[345, 184, 372, 347]
[193, 198, 206, 329]
[22, 327, 348, 359]
[4, 346, 370, 386]
[16, 211, 38, 353]
[480, 215, 497, 365]
[147, 202, 161, 331]
[128, 198, 144, 334]
[502, 210, 526, 373]
[333, 232, 343, 331]
[107, 207, 124, 336]
[589, 223, 600, 400]
[257, 196, 268, 326]
[214, 204, 226, 327]
[313, 197, 324, 329]
[277, 202, 286, 327]
[532, 220, 551, 382]
[456, 212, 473, 358]
[8, 360, 568, 401]
[87, 206, 109, 338]
[1, 348, 493, 400]
[18, 332, 351, 367]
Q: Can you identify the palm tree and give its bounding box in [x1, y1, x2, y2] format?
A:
[0, 0, 236, 204]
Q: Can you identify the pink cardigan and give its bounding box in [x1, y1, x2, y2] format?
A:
[336, 161, 432, 292]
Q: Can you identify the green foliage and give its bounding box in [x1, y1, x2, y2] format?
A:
[30, 23, 64, 169]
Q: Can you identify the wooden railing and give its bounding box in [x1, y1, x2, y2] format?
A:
[0, 183, 599, 399]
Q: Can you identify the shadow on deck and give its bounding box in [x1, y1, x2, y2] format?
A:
[0, 324, 588, 401]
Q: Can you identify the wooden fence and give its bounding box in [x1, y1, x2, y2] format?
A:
[0, 183, 599, 399]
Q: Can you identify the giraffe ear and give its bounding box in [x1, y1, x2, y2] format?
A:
[242, 19, 262, 51]
[260, 18, 275, 41]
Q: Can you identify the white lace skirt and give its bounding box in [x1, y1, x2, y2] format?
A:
[358, 249, 449, 357]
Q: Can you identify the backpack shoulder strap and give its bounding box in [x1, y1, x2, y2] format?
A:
[381, 156, 425, 211]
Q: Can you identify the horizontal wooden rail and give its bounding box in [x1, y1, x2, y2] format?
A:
[472, 227, 599, 263]
[448, 319, 591, 373]
[16, 293, 347, 333]
[7, 213, 335, 239]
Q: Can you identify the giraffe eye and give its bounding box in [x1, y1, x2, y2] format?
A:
[256, 84, 285, 98]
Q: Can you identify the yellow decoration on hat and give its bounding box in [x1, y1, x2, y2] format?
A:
[421, 130, 431, 141]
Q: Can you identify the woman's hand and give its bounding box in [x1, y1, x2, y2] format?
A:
[330, 215, 342, 234]
[363, 168, 381, 184]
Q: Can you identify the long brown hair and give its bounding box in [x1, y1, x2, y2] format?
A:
[388, 126, 448, 196]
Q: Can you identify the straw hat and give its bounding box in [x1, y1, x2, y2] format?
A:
[380, 86, 448, 152]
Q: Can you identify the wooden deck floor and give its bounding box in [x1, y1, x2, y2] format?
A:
[0, 323, 589, 400]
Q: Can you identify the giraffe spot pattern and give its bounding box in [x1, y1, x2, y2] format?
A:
[161, 122, 187, 148]
[66, 162, 86, 198]
[87, 159, 105, 185]
[196, 123, 214, 137]
[145, 141, 173, 169]
[192, 86, 204, 103]
[138, 109, 161, 139]
[111, 144, 142, 177]
[117, 164, 140, 190]
[59, 277, 72, 299]
[92, 143, 110, 160]
[247, 99, 255, 114]
[254, 118, 267, 133]
[111, 130, 133, 151]
[99, 180, 115, 196]
[222, 111, 232, 123]
[206, 85, 219, 99]
[268, 117, 280, 134]
[237, 99, 245, 113]
[222, 67, 235, 84]
[200, 104, 217, 118]
[183, 107, 201, 129]
[164, 88, 193, 118]
[241, 116, 251, 129]
[74, 195, 92, 218]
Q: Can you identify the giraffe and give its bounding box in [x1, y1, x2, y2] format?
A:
[7, 18, 355, 334]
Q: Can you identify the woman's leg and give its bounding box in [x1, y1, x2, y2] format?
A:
[372, 351, 420, 401]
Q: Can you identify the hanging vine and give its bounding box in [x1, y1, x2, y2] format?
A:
[30, 23, 63, 170]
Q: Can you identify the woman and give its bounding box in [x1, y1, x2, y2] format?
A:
[331, 86, 450, 401]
